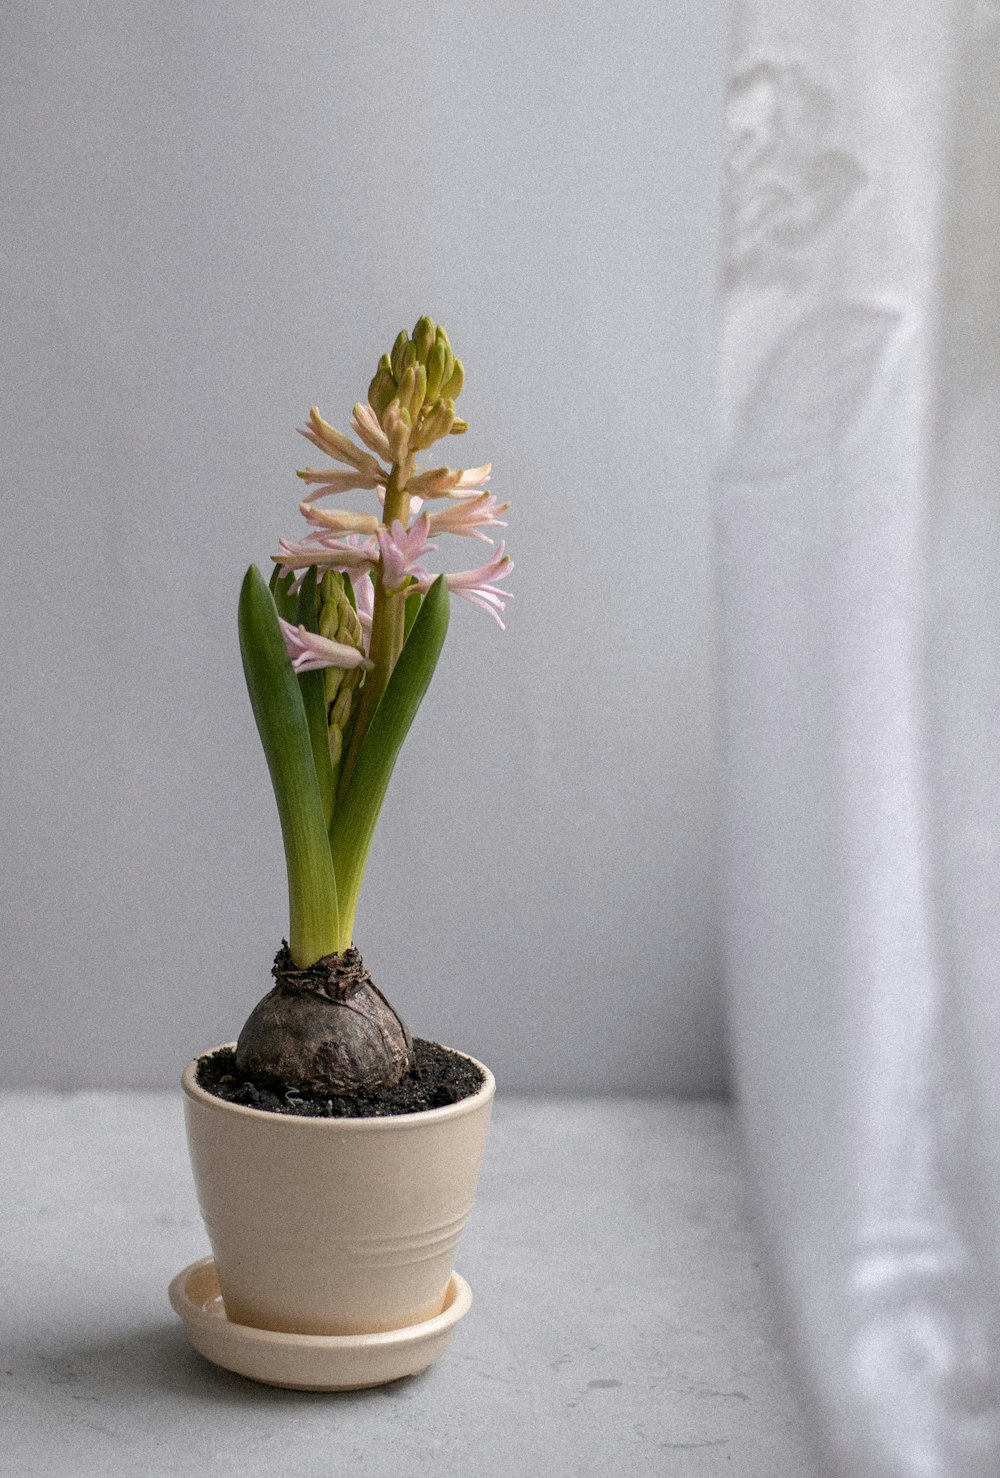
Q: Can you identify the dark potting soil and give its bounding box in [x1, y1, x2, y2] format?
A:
[196, 1039, 485, 1119]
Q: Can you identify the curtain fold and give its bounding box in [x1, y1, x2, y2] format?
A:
[715, 3, 1000, 1474]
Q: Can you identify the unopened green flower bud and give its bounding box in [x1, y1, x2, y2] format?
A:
[319, 584, 346, 703]
[397, 364, 418, 413]
[335, 606, 363, 649]
[412, 315, 435, 363]
[328, 664, 363, 775]
[412, 397, 455, 448]
[368, 366, 397, 418]
[317, 573, 366, 748]
[318, 594, 339, 640]
[425, 339, 449, 400]
[433, 329, 453, 381]
[442, 358, 464, 400]
[326, 660, 360, 709]
[320, 573, 362, 644]
[330, 686, 353, 730]
[384, 400, 412, 462]
[397, 363, 427, 418]
[389, 330, 409, 381]
[411, 362, 427, 413]
[449, 418, 469, 434]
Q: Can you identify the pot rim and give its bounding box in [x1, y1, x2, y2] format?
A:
[182, 1043, 495, 1130]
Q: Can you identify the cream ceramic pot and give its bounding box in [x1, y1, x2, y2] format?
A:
[182, 1047, 495, 1336]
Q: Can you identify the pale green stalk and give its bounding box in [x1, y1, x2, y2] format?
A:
[329, 575, 450, 947]
[336, 455, 411, 798]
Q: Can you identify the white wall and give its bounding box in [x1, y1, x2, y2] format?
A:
[0, 0, 729, 1092]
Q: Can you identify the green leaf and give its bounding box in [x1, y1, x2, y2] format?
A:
[329, 574, 450, 946]
[269, 564, 298, 621]
[403, 588, 422, 642]
[294, 566, 335, 830]
[239, 564, 339, 965]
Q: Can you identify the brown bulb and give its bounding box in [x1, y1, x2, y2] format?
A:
[234, 946, 411, 1098]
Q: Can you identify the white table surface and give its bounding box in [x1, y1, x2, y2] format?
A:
[0, 1091, 822, 1478]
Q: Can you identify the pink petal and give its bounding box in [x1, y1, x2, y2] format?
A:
[278, 618, 372, 672]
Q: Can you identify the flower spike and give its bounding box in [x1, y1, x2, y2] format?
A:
[248, 320, 510, 972]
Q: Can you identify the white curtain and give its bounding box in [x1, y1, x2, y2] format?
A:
[716, 3, 1000, 1475]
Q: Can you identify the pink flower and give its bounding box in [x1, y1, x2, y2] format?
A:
[298, 503, 380, 537]
[275, 533, 379, 577]
[297, 467, 384, 502]
[413, 543, 513, 628]
[295, 406, 390, 500]
[425, 493, 510, 542]
[405, 464, 492, 500]
[278, 619, 372, 674]
[297, 407, 388, 477]
[351, 402, 392, 463]
[352, 570, 374, 637]
[377, 515, 436, 592]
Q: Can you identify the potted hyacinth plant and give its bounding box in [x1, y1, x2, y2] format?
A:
[171, 319, 511, 1391]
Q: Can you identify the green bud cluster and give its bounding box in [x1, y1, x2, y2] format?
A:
[367, 316, 469, 455]
[318, 572, 366, 787]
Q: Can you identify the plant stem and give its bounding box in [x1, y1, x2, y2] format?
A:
[336, 456, 411, 800]
[329, 575, 449, 948]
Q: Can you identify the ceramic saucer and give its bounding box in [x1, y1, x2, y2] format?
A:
[169, 1256, 472, 1391]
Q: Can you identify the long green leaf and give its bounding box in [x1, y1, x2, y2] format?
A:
[403, 586, 422, 642]
[294, 567, 335, 830]
[268, 564, 297, 621]
[329, 574, 450, 946]
[239, 564, 339, 965]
